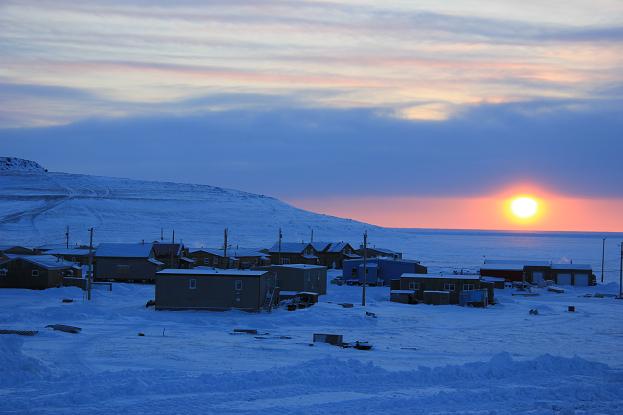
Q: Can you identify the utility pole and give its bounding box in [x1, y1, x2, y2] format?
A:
[601, 238, 606, 283]
[362, 230, 368, 306]
[87, 227, 94, 301]
[170, 229, 175, 269]
[160, 228, 164, 241]
[278, 228, 282, 265]
[65, 226, 70, 249]
[619, 242, 622, 299]
[310, 229, 314, 243]
[223, 228, 229, 268]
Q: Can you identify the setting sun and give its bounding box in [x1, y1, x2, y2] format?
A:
[511, 197, 538, 218]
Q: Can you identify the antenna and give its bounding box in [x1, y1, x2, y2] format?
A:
[87, 227, 94, 301]
[65, 226, 69, 249]
[223, 228, 229, 268]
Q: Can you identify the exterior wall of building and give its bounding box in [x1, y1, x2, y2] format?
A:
[269, 266, 327, 295]
[342, 258, 427, 285]
[155, 274, 269, 311]
[94, 257, 160, 281]
[479, 268, 524, 282]
[399, 276, 488, 305]
[0, 259, 64, 289]
[269, 252, 318, 265]
[551, 269, 594, 286]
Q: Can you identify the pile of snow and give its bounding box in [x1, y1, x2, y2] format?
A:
[0, 156, 46, 173]
[0, 336, 50, 386]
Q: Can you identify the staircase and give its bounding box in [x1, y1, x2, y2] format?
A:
[263, 287, 277, 312]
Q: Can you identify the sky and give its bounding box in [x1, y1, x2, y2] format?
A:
[0, 0, 622, 231]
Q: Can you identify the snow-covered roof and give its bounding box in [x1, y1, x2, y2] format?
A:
[423, 290, 451, 294]
[480, 263, 524, 271]
[5, 254, 78, 270]
[157, 269, 268, 277]
[96, 243, 153, 258]
[272, 264, 325, 269]
[391, 290, 416, 294]
[311, 242, 331, 251]
[0, 244, 33, 252]
[551, 263, 592, 270]
[401, 273, 481, 280]
[46, 248, 90, 256]
[367, 247, 400, 255]
[484, 259, 551, 267]
[189, 247, 268, 258]
[481, 276, 506, 282]
[269, 242, 313, 254]
[148, 258, 165, 266]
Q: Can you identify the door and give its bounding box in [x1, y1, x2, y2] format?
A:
[557, 273, 572, 285]
[532, 271, 545, 286]
[574, 273, 589, 286]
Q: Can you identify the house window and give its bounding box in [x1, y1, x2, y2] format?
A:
[444, 283, 456, 292]
[463, 284, 475, 291]
[408, 281, 419, 290]
[189, 279, 197, 289]
[0, 269, 7, 277]
[281, 257, 290, 265]
[351, 268, 357, 277]
[235, 280, 242, 290]
[204, 258, 210, 265]
[212, 257, 219, 266]
[32, 269, 40, 277]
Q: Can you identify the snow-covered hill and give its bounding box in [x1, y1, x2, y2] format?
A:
[0, 158, 379, 247]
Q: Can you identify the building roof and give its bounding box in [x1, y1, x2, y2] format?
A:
[0, 245, 33, 252]
[157, 268, 268, 277]
[271, 264, 326, 270]
[551, 263, 592, 270]
[311, 242, 331, 252]
[484, 259, 551, 267]
[481, 276, 506, 282]
[268, 242, 313, 254]
[4, 254, 78, 270]
[152, 243, 182, 257]
[401, 273, 481, 280]
[391, 290, 416, 294]
[189, 247, 268, 258]
[46, 248, 91, 256]
[480, 263, 525, 271]
[96, 243, 154, 258]
[366, 247, 401, 255]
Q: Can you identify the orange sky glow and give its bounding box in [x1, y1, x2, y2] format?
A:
[289, 186, 623, 232]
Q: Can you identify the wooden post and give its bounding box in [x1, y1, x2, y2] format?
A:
[65, 226, 69, 249]
[223, 228, 229, 268]
[362, 230, 368, 306]
[87, 227, 94, 301]
[278, 228, 282, 265]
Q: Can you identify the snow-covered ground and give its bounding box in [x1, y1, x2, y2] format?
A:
[2, 272, 622, 414]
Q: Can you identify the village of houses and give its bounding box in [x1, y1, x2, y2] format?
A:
[0, 230, 597, 321]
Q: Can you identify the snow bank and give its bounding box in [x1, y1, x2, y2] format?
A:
[0, 336, 50, 386]
[2, 353, 621, 414]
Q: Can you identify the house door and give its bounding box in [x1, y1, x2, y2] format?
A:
[557, 273, 572, 285]
[574, 273, 589, 286]
[532, 271, 545, 285]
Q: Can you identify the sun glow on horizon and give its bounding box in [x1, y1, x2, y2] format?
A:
[510, 196, 539, 219]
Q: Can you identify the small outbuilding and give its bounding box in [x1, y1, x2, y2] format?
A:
[343, 258, 427, 286]
[95, 242, 163, 282]
[264, 264, 327, 295]
[155, 268, 275, 311]
[0, 255, 81, 289]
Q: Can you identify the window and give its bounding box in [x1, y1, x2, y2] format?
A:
[281, 257, 290, 265]
[204, 258, 210, 265]
[0, 268, 7, 277]
[189, 279, 197, 289]
[235, 280, 243, 290]
[31, 269, 40, 277]
[351, 268, 357, 277]
[444, 283, 456, 292]
[212, 257, 219, 266]
[463, 284, 475, 291]
[408, 281, 419, 290]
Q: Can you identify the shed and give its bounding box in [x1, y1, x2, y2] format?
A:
[95, 242, 163, 282]
[0, 255, 80, 289]
[390, 290, 416, 304]
[155, 269, 274, 311]
[263, 264, 327, 295]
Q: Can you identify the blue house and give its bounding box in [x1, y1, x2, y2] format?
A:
[342, 257, 427, 286]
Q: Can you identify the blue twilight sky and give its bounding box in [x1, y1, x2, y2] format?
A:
[0, 0, 622, 225]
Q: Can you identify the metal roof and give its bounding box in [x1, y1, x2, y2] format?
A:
[401, 273, 481, 280]
[4, 254, 78, 270]
[484, 259, 551, 267]
[96, 243, 154, 258]
[272, 264, 326, 269]
[551, 263, 592, 270]
[46, 248, 90, 256]
[157, 269, 268, 277]
[268, 242, 313, 254]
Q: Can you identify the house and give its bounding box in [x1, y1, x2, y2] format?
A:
[0, 255, 81, 289]
[95, 242, 163, 282]
[45, 248, 92, 265]
[264, 264, 327, 295]
[342, 257, 427, 286]
[155, 268, 275, 311]
[480, 259, 595, 286]
[394, 274, 492, 306]
[188, 248, 270, 269]
[268, 242, 319, 265]
[151, 242, 190, 268]
[355, 246, 402, 260]
[311, 242, 360, 269]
